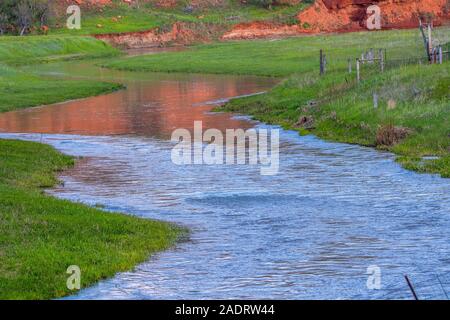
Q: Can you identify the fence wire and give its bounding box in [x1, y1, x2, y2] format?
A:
[378, 273, 450, 300]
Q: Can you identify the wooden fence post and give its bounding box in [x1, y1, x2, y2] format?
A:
[320, 49, 324, 76]
[439, 46, 443, 64]
[356, 58, 360, 83]
[428, 24, 433, 59]
[379, 49, 385, 72]
[348, 58, 352, 73]
[419, 20, 431, 62]
[373, 93, 378, 109]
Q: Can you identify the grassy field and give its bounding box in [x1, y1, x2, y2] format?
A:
[51, 0, 309, 35]
[104, 27, 450, 177]
[0, 35, 123, 113]
[104, 28, 436, 76]
[0, 139, 185, 299]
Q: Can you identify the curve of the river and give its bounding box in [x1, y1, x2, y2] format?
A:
[1, 57, 449, 300]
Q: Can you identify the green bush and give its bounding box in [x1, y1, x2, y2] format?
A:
[0, 0, 52, 35]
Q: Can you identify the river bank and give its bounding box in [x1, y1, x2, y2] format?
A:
[2, 69, 448, 299]
[104, 27, 450, 178]
[0, 37, 186, 299]
[6, 97, 448, 299]
[1, 27, 449, 299]
[0, 36, 123, 113]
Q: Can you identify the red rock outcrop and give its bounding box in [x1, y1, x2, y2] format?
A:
[223, 0, 450, 40]
[297, 0, 450, 33]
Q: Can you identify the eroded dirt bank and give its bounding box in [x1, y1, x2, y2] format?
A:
[88, 0, 450, 47]
[223, 0, 450, 40]
[94, 22, 227, 48]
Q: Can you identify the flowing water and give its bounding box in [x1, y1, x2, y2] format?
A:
[1, 59, 450, 300]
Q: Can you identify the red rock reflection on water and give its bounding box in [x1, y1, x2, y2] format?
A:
[0, 74, 276, 139]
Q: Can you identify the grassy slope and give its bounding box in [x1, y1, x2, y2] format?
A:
[51, 0, 308, 35]
[0, 139, 184, 299]
[0, 36, 184, 299]
[223, 63, 450, 177]
[104, 28, 450, 177]
[0, 35, 120, 65]
[0, 36, 123, 113]
[0, 64, 122, 113]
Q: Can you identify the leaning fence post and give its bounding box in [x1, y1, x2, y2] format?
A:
[405, 275, 419, 300]
[356, 58, 360, 83]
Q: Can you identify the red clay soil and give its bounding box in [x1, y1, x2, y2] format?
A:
[223, 0, 450, 40]
[61, 0, 450, 46]
[94, 22, 226, 48]
[222, 21, 303, 40]
[298, 0, 450, 32]
[94, 28, 175, 49]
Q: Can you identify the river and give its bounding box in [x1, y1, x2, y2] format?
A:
[1, 58, 449, 300]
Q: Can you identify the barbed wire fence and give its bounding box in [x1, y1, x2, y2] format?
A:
[318, 25, 450, 85]
[312, 26, 450, 301]
[376, 272, 450, 300]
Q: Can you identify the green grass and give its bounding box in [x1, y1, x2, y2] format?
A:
[222, 63, 450, 177]
[51, 0, 309, 35]
[0, 35, 123, 113]
[104, 28, 437, 76]
[0, 64, 123, 113]
[0, 139, 185, 299]
[104, 27, 450, 177]
[0, 35, 120, 65]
